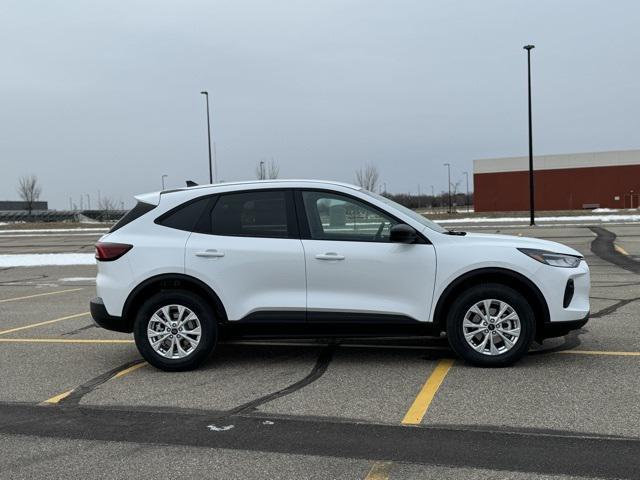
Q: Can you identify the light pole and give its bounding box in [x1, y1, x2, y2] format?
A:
[417, 184, 421, 209]
[463, 171, 469, 212]
[444, 163, 451, 213]
[524, 45, 535, 226]
[200, 91, 214, 184]
[161, 174, 168, 190]
[86, 194, 91, 210]
[259, 160, 265, 180]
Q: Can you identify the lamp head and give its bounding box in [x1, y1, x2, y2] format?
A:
[523, 45, 535, 51]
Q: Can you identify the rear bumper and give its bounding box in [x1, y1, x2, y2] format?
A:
[539, 312, 589, 340]
[90, 297, 132, 333]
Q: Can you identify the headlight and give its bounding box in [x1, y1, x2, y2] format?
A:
[518, 248, 582, 268]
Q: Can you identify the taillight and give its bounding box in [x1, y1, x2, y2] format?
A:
[95, 242, 133, 261]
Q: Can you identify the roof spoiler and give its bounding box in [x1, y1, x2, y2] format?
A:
[186, 180, 198, 187]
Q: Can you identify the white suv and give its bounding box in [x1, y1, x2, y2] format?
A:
[91, 180, 590, 370]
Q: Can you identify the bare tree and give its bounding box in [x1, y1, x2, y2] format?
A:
[98, 196, 118, 211]
[255, 159, 280, 180]
[355, 163, 379, 191]
[17, 175, 42, 216]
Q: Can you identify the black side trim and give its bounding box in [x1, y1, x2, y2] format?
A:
[221, 310, 439, 339]
[307, 311, 420, 324]
[540, 312, 589, 340]
[90, 297, 131, 333]
[239, 311, 307, 323]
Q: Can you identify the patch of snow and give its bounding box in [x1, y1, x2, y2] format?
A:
[436, 214, 640, 224]
[0, 228, 108, 234]
[60, 277, 96, 282]
[0, 254, 96, 267]
[0, 233, 105, 238]
[592, 208, 618, 213]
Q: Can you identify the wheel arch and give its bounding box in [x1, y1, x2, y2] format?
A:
[122, 273, 228, 331]
[432, 267, 550, 332]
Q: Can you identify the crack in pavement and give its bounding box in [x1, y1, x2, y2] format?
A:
[590, 227, 640, 274]
[227, 344, 336, 415]
[57, 359, 146, 407]
[591, 297, 640, 318]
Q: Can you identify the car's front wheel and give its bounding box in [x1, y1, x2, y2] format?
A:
[446, 283, 535, 367]
[133, 291, 217, 371]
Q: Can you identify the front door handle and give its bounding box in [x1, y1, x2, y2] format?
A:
[195, 249, 225, 258]
[315, 252, 345, 261]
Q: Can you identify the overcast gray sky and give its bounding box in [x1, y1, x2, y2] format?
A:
[1, 0, 639, 209]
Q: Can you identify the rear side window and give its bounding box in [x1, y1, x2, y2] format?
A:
[208, 190, 294, 238]
[109, 201, 156, 233]
[155, 197, 211, 232]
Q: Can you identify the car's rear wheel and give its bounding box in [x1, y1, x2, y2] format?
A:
[446, 283, 535, 367]
[133, 291, 217, 371]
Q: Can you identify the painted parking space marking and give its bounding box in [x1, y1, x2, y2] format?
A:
[0, 288, 84, 304]
[614, 244, 630, 256]
[364, 461, 393, 480]
[2, 337, 640, 358]
[0, 312, 89, 336]
[41, 360, 147, 405]
[401, 358, 455, 425]
[557, 349, 640, 357]
[113, 362, 147, 378]
[42, 389, 74, 405]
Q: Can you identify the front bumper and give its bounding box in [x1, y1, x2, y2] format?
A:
[539, 312, 589, 340]
[90, 297, 132, 333]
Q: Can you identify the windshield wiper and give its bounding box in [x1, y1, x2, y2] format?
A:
[445, 229, 467, 236]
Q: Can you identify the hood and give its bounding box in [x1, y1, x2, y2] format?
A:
[460, 232, 583, 257]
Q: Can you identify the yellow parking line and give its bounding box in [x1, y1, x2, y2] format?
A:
[0, 312, 89, 336]
[614, 244, 630, 256]
[0, 338, 133, 344]
[113, 362, 147, 378]
[364, 461, 393, 480]
[0, 288, 84, 304]
[41, 361, 146, 405]
[402, 358, 454, 425]
[42, 389, 74, 404]
[558, 350, 640, 357]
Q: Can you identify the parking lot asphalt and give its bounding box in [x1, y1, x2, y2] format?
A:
[1, 224, 640, 479]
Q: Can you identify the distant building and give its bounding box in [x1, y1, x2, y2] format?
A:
[0, 200, 48, 211]
[473, 149, 640, 212]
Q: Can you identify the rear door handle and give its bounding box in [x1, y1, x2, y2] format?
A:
[195, 249, 225, 258]
[315, 252, 345, 261]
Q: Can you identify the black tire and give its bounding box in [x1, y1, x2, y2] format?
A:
[133, 290, 217, 371]
[446, 283, 535, 367]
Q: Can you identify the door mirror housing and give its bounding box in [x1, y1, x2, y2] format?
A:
[390, 224, 418, 244]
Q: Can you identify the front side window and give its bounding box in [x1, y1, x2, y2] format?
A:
[301, 191, 398, 242]
[210, 190, 292, 238]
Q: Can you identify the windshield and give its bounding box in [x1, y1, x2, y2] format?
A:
[362, 190, 447, 233]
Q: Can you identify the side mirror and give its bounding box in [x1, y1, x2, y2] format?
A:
[390, 224, 418, 244]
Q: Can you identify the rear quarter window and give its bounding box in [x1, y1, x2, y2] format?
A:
[155, 197, 211, 232]
[109, 202, 156, 233]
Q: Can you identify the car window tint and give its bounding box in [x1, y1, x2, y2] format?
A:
[210, 191, 290, 238]
[109, 201, 155, 232]
[156, 197, 210, 232]
[301, 191, 397, 242]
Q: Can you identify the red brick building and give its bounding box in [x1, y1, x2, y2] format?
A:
[473, 150, 640, 212]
